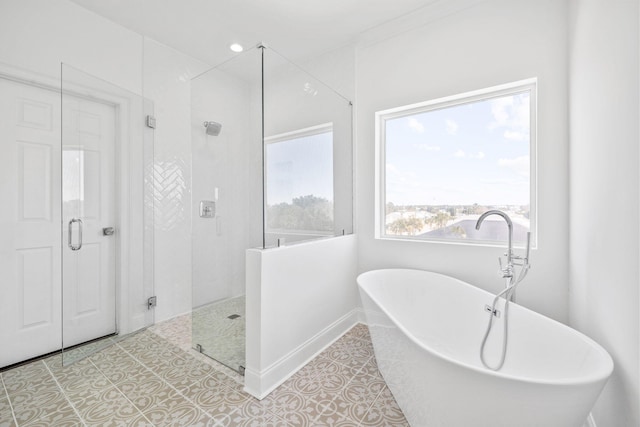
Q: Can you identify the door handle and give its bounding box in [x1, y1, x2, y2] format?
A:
[68, 218, 83, 251]
[102, 227, 115, 236]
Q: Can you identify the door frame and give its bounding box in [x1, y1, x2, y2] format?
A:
[0, 62, 153, 346]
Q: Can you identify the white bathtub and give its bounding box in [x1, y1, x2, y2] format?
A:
[357, 269, 613, 427]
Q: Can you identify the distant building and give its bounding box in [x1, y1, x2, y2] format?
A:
[421, 216, 529, 242]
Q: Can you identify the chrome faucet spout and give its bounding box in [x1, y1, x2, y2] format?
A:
[475, 209, 514, 266]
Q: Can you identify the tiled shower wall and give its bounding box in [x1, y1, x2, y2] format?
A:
[143, 38, 210, 322]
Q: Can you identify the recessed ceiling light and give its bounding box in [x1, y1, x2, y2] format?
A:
[229, 43, 244, 53]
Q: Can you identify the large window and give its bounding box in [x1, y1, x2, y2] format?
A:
[376, 79, 536, 245]
[265, 123, 334, 235]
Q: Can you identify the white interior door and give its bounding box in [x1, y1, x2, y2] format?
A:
[0, 76, 118, 369]
[62, 92, 116, 348]
[0, 79, 62, 368]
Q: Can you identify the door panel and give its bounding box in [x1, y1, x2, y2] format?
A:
[62, 93, 116, 349]
[0, 76, 118, 368]
[0, 79, 62, 368]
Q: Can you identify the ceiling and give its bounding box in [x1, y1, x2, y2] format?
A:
[69, 0, 468, 67]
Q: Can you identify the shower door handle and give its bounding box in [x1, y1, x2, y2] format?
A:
[68, 218, 83, 251]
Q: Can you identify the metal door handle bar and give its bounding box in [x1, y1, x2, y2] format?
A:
[68, 218, 83, 251]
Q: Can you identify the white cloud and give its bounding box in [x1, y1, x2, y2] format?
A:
[453, 150, 484, 160]
[487, 94, 530, 142]
[488, 97, 512, 129]
[412, 143, 441, 152]
[498, 155, 530, 177]
[445, 119, 458, 135]
[407, 117, 424, 133]
[503, 130, 526, 141]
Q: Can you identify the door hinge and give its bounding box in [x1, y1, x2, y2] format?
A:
[147, 296, 157, 310]
[146, 115, 156, 129]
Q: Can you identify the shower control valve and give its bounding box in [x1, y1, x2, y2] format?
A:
[199, 200, 216, 218]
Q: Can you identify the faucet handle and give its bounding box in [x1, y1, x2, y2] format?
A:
[498, 256, 513, 278]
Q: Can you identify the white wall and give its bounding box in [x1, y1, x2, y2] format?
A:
[0, 0, 142, 94]
[0, 0, 206, 326]
[244, 235, 359, 398]
[355, 0, 570, 322]
[568, 1, 640, 425]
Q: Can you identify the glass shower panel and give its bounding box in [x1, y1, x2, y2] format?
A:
[190, 48, 263, 373]
[263, 48, 353, 247]
[61, 64, 154, 365]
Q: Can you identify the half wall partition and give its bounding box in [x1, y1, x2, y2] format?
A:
[190, 45, 353, 373]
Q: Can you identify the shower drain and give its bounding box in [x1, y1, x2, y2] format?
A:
[227, 314, 241, 320]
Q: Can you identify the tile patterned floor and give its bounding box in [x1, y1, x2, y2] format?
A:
[0, 323, 408, 426]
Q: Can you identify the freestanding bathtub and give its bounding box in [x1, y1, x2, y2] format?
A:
[357, 269, 613, 427]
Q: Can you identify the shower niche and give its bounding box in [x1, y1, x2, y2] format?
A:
[190, 45, 353, 373]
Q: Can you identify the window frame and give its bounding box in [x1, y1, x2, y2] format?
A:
[374, 79, 537, 247]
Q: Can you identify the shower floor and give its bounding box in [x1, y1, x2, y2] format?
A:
[192, 295, 246, 373]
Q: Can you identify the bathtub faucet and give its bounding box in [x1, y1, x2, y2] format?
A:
[475, 210, 531, 303]
[476, 209, 514, 279]
[476, 210, 532, 370]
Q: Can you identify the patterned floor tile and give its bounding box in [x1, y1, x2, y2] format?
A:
[225, 410, 289, 427]
[266, 388, 328, 426]
[116, 370, 180, 412]
[0, 396, 16, 427]
[126, 412, 155, 427]
[1, 362, 50, 394]
[344, 324, 371, 342]
[21, 405, 82, 427]
[0, 321, 409, 427]
[333, 371, 386, 422]
[51, 359, 112, 402]
[74, 386, 142, 425]
[154, 359, 216, 393]
[359, 386, 409, 426]
[353, 356, 382, 379]
[143, 397, 216, 427]
[89, 345, 146, 385]
[3, 369, 57, 397]
[192, 296, 246, 373]
[312, 411, 360, 427]
[8, 386, 70, 426]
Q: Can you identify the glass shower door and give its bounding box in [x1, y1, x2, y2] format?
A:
[190, 47, 263, 373]
[61, 64, 155, 365]
[61, 65, 118, 364]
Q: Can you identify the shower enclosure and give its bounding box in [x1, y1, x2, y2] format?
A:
[0, 62, 155, 369]
[190, 45, 353, 373]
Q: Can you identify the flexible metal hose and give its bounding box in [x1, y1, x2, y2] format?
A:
[480, 264, 530, 371]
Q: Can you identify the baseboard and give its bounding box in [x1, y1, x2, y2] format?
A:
[584, 413, 596, 427]
[243, 309, 361, 399]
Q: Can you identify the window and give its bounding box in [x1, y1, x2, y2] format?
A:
[376, 79, 536, 246]
[265, 123, 334, 235]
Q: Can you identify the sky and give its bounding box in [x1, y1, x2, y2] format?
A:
[266, 131, 334, 204]
[385, 91, 531, 206]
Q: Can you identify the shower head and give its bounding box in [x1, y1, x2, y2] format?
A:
[204, 121, 222, 136]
